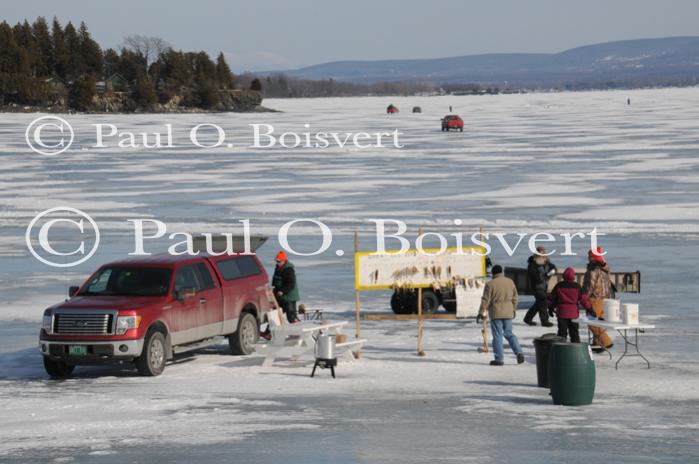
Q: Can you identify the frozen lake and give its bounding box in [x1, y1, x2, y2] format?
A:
[1, 88, 699, 462]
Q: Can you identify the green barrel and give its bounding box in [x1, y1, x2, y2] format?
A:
[549, 342, 596, 406]
[533, 333, 566, 388]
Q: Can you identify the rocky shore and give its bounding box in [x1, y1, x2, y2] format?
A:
[0, 90, 275, 113]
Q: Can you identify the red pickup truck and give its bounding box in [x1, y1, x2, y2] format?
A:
[441, 115, 464, 132]
[39, 252, 272, 378]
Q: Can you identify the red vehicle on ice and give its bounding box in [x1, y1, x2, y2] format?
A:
[441, 114, 464, 131]
[387, 104, 399, 114]
[39, 248, 272, 378]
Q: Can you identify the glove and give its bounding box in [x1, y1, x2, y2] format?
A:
[548, 308, 555, 318]
[476, 314, 485, 324]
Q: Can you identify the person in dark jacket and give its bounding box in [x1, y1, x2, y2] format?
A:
[524, 246, 556, 327]
[272, 251, 300, 323]
[548, 267, 592, 343]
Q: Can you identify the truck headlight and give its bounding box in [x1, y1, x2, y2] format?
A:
[116, 315, 142, 335]
[42, 312, 53, 333]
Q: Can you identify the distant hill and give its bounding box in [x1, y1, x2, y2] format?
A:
[278, 37, 699, 88]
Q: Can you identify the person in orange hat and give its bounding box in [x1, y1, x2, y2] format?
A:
[583, 246, 614, 352]
[272, 251, 300, 323]
[588, 245, 607, 266]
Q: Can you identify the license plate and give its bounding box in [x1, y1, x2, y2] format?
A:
[68, 345, 88, 356]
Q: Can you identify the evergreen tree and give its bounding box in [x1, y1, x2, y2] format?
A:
[1, 16, 266, 110]
[116, 48, 147, 83]
[12, 21, 33, 48]
[154, 49, 191, 103]
[0, 22, 25, 101]
[68, 74, 95, 110]
[250, 77, 262, 91]
[63, 22, 81, 79]
[78, 22, 103, 77]
[194, 76, 219, 108]
[0, 22, 22, 76]
[187, 52, 220, 108]
[13, 21, 38, 76]
[51, 17, 69, 79]
[32, 17, 53, 76]
[215, 52, 235, 89]
[132, 71, 157, 108]
[192, 52, 216, 80]
[103, 48, 120, 78]
[159, 49, 191, 87]
[0, 20, 48, 104]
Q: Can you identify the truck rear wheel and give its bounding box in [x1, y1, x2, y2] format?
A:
[391, 291, 415, 314]
[135, 330, 167, 376]
[420, 290, 440, 313]
[43, 357, 74, 378]
[229, 312, 258, 355]
[391, 290, 440, 314]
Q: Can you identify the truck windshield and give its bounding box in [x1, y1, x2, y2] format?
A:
[80, 267, 172, 297]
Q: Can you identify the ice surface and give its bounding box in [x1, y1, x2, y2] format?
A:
[1, 88, 699, 462]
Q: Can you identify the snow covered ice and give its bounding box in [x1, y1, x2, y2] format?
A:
[1, 88, 699, 463]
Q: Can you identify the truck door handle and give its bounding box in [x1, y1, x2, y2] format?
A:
[199, 298, 207, 305]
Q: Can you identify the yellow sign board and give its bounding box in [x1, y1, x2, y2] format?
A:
[354, 246, 486, 291]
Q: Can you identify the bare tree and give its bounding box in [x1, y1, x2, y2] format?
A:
[121, 35, 171, 66]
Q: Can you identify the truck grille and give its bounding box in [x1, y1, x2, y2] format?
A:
[54, 313, 114, 335]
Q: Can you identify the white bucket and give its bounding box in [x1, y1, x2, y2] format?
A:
[622, 303, 639, 325]
[603, 299, 622, 322]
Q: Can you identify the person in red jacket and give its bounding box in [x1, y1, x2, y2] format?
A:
[548, 267, 592, 343]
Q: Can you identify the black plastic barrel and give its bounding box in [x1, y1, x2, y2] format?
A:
[549, 342, 596, 406]
[533, 333, 566, 388]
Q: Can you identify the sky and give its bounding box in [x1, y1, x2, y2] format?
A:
[4, 0, 699, 72]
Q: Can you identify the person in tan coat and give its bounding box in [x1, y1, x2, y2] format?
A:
[478, 265, 524, 366]
[583, 246, 614, 352]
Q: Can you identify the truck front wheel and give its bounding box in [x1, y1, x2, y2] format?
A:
[135, 330, 167, 376]
[229, 312, 258, 355]
[43, 357, 74, 378]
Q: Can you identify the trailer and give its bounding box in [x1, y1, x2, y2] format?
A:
[504, 267, 641, 296]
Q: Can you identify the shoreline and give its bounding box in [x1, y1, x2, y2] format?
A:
[0, 105, 280, 114]
[3, 85, 697, 112]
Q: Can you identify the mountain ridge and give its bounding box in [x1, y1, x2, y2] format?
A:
[274, 36, 699, 87]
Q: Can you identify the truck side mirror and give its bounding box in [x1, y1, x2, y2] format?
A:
[68, 286, 80, 297]
[174, 287, 196, 301]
